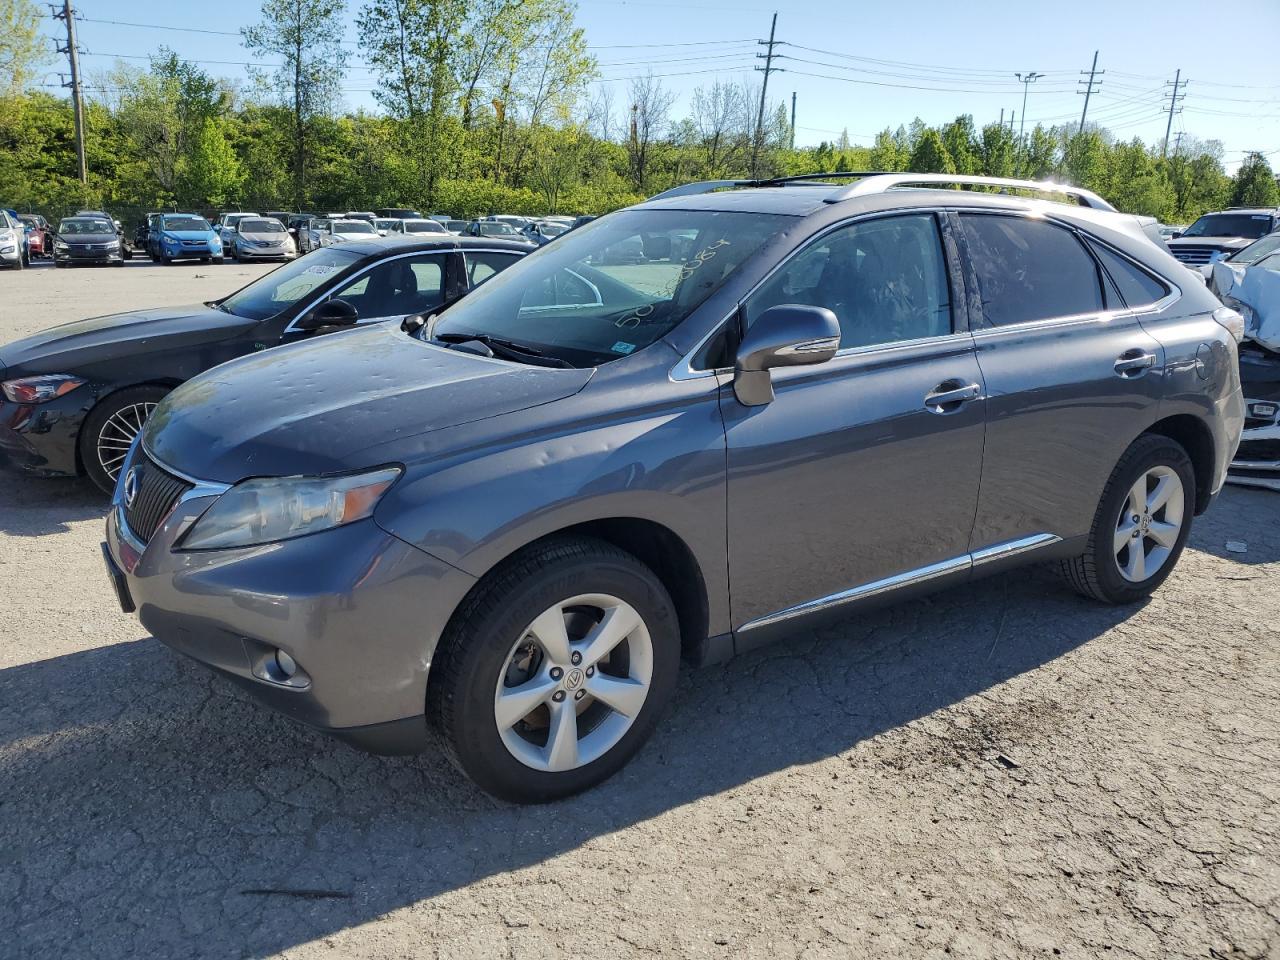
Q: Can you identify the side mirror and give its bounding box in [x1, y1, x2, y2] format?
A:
[1171, 231, 1183, 239]
[401, 312, 427, 334]
[296, 298, 359, 332]
[733, 304, 840, 407]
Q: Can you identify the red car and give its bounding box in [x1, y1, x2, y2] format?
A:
[17, 214, 50, 258]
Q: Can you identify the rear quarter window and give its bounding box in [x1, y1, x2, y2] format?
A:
[959, 214, 1104, 327]
[1087, 242, 1170, 309]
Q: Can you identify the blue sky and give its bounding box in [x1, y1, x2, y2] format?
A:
[40, 0, 1280, 172]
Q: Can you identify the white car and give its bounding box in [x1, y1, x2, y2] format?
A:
[215, 212, 259, 246]
[383, 218, 449, 237]
[0, 210, 25, 270]
[227, 216, 297, 261]
[308, 218, 378, 248]
[373, 218, 398, 236]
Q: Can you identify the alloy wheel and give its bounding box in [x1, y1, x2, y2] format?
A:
[97, 402, 156, 482]
[494, 593, 653, 773]
[1113, 465, 1184, 583]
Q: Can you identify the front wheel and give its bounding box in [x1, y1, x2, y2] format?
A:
[429, 537, 680, 803]
[1061, 434, 1195, 604]
[78, 385, 170, 494]
[212, 256, 224, 264]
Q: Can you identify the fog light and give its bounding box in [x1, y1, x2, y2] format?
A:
[274, 648, 297, 677]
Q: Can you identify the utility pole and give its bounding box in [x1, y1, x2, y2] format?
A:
[789, 90, 796, 150]
[53, 0, 88, 190]
[1014, 71, 1042, 175]
[1077, 50, 1104, 134]
[1162, 69, 1185, 159]
[1007, 111, 1016, 133]
[751, 12, 778, 179]
[1171, 131, 1186, 159]
[999, 108, 1004, 128]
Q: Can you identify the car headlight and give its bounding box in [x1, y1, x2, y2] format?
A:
[179, 466, 402, 550]
[0, 242, 14, 253]
[2, 374, 87, 404]
[53, 239, 68, 250]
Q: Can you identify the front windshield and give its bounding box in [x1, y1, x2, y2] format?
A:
[1230, 233, 1280, 264]
[59, 219, 114, 235]
[433, 209, 786, 367]
[1183, 213, 1274, 239]
[240, 218, 285, 234]
[539, 222, 568, 236]
[375, 219, 397, 231]
[333, 220, 376, 234]
[219, 248, 361, 320]
[479, 222, 518, 237]
[163, 216, 211, 232]
[404, 220, 445, 233]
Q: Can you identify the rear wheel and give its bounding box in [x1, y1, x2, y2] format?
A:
[79, 385, 170, 494]
[429, 537, 680, 803]
[1061, 434, 1195, 604]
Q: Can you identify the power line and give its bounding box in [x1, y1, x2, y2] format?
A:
[51, 0, 87, 189]
[750, 11, 778, 178]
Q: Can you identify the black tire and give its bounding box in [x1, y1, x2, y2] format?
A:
[1061, 434, 1196, 604]
[112, 258, 124, 267]
[428, 536, 680, 803]
[78, 385, 170, 494]
[212, 256, 224, 265]
[160, 251, 171, 264]
[53, 259, 64, 268]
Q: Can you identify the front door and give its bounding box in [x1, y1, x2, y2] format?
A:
[722, 212, 987, 636]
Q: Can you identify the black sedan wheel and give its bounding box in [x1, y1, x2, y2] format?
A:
[79, 386, 170, 494]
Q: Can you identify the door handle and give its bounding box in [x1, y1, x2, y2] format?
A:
[924, 382, 983, 414]
[1114, 350, 1157, 378]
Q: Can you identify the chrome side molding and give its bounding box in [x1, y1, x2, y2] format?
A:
[738, 533, 1062, 633]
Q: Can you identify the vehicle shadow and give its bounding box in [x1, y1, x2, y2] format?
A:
[1187, 484, 1280, 566]
[0, 473, 105, 536]
[0, 564, 1142, 958]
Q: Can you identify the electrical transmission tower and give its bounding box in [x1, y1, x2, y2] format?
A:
[51, 0, 88, 188]
[1077, 51, 1104, 134]
[1162, 69, 1186, 159]
[751, 12, 779, 179]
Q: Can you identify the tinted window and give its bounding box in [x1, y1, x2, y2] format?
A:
[220, 248, 360, 320]
[1087, 242, 1169, 309]
[465, 251, 522, 286]
[1183, 213, 1275, 240]
[1230, 233, 1280, 265]
[162, 216, 211, 232]
[238, 218, 285, 233]
[960, 215, 1103, 326]
[58, 219, 114, 235]
[746, 214, 952, 349]
[332, 254, 445, 319]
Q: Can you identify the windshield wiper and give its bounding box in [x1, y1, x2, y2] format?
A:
[434, 331, 573, 368]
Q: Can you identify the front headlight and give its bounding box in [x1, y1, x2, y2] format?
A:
[2, 374, 87, 404]
[53, 239, 68, 250]
[179, 466, 402, 550]
[0, 242, 14, 254]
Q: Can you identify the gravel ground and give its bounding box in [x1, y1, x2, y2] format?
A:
[1, 260, 1278, 959]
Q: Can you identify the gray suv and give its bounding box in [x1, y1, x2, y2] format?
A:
[103, 173, 1245, 803]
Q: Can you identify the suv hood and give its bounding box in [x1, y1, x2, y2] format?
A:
[0, 305, 255, 375]
[144, 323, 594, 482]
[1168, 236, 1253, 252]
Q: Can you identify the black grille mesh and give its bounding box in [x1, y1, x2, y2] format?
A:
[123, 454, 191, 543]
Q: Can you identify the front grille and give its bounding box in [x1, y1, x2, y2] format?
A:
[1236, 439, 1280, 463]
[181, 240, 207, 247]
[1170, 245, 1222, 265]
[123, 454, 192, 543]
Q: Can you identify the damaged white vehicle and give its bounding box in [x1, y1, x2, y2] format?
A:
[1213, 238, 1280, 491]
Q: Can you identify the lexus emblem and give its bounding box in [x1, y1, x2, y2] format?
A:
[123, 468, 139, 508]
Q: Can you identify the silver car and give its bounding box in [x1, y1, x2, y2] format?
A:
[227, 217, 297, 261]
[0, 210, 24, 270]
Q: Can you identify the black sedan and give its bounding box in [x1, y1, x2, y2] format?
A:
[0, 237, 529, 492]
[52, 216, 126, 267]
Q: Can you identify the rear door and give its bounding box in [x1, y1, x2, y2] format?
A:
[954, 211, 1166, 550]
[722, 212, 988, 637]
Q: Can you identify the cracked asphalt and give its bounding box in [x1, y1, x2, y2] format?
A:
[2, 261, 1278, 959]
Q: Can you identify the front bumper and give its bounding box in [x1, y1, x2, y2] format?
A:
[0, 392, 89, 476]
[54, 248, 123, 264]
[1229, 401, 1280, 491]
[236, 246, 295, 259]
[103, 468, 477, 754]
[0, 248, 20, 265]
[162, 243, 220, 260]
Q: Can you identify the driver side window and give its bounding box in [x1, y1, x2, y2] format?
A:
[745, 214, 952, 350]
[330, 255, 445, 321]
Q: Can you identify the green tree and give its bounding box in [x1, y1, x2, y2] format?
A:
[0, 0, 46, 95]
[907, 128, 955, 174]
[941, 115, 978, 175]
[1105, 138, 1172, 217]
[1230, 151, 1279, 207]
[869, 128, 907, 172]
[1062, 131, 1106, 190]
[977, 122, 1016, 177]
[242, 0, 349, 208]
[1020, 124, 1057, 179]
[178, 117, 245, 207]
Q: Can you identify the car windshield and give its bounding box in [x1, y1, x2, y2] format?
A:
[333, 220, 376, 234]
[539, 222, 568, 236]
[432, 209, 786, 367]
[218, 248, 361, 320]
[1229, 232, 1280, 264]
[375, 219, 398, 231]
[162, 216, 212, 232]
[404, 220, 445, 233]
[1183, 213, 1275, 239]
[479, 222, 518, 236]
[240, 218, 285, 234]
[59, 219, 114, 235]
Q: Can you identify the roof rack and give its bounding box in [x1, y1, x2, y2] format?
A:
[646, 172, 894, 202]
[827, 173, 1116, 211]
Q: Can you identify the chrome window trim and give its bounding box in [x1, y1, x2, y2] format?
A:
[669, 209, 957, 382]
[737, 533, 1061, 632]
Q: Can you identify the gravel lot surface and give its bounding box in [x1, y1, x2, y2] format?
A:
[1, 260, 1278, 959]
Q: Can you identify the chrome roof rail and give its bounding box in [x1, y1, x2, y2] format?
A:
[646, 180, 758, 201]
[646, 172, 895, 202]
[826, 173, 1117, 211]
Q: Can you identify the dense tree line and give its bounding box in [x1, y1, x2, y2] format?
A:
[1, 0, 1275, 223]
